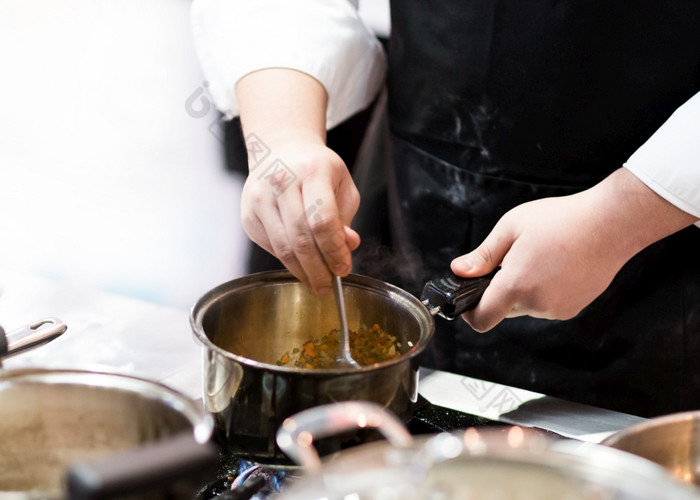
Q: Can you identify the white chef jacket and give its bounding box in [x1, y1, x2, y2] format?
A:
[191, 0, 700, 226]
[190, 0, 386, 129]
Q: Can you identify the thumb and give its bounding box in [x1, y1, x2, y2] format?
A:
[451, 224, 514, 277]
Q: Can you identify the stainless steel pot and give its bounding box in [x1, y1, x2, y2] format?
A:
[190, 271, 451, 462]
[275, 401, 700, 500]
[0, 368, 215, 499]
[602, 410, 700, 487]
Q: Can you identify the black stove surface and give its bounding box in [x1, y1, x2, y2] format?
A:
[409, 397, 503, 434]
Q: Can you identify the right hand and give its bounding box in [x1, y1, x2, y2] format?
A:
[240, 131, 360, 294]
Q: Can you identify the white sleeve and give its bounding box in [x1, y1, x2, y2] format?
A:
[190, 0, 387, 130]
[624, 91, 700, 228]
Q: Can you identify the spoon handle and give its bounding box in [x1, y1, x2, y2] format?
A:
[332, 275, 352, 353]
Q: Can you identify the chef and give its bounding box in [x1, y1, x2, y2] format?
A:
[191, 0, 700, 417]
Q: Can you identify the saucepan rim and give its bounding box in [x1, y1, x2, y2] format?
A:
[189, 270, 436, 374]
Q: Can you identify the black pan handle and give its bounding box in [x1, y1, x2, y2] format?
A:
[421, 268, 499, 320]
[66, 432, 217, 500]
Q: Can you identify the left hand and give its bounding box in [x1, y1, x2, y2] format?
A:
[451, 168, 698, 332]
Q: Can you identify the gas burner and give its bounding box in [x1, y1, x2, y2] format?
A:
[197, 467, 289, 500]
[196, 441, 301, 500]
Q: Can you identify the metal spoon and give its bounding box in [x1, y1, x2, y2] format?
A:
[331, 275, 360, 369]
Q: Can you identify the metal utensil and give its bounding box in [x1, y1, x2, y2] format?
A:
[0, 318, 67, 359]
[331, 275, 360, 369]
[0, 317, 68, 368]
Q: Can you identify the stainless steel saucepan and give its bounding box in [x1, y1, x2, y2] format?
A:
[190, 270, 495, 462]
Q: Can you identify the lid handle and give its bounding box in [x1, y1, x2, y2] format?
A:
[276, 401, 413, 472]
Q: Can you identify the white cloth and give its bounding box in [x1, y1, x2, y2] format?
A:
[190, 0, 386, 129]
[192, 1, 700, 225]
[624, 90, 700, 227]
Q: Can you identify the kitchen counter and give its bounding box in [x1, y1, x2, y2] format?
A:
[0, 272, 204, 399]
[0, 272, 644, 443]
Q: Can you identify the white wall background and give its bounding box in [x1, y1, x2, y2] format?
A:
[0, 0, 248, 309]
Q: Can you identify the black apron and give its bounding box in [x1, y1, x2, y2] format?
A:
[353, 0, 700, 417]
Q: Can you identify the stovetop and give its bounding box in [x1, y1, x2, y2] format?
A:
[195, 397, 551, 500]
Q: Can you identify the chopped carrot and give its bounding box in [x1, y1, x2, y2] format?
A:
[276, 323, 400, 369]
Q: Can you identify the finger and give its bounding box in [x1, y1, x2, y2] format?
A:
[278, 190, 337, 293]
[451, 218, 516, 277]
[459, 270, 516, 332]
[241, 211, 272, 254]
[336, 176, 361, 226]
[301, 183, 354, 277]
[245, 208, 311, 286]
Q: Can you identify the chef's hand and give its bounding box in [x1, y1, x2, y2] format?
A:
[240, 137, 360, 293]
[451, 167, 698, 332]
[237, 69, 360, 294]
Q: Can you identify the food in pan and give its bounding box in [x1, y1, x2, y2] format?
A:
[276, 323, 400, 369]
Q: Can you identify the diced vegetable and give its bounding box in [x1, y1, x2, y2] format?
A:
[276, 323, 399, 369]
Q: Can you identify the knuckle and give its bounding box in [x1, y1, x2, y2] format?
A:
[476, 245, 494, 265]
[334, 262, 352, 276]
[320, 229, 347, 254]
[327, 253, 351, 276]
[347, 185, 361, 211]
[291, 232, 317, 256]
[240, 211, 257, 231]
[274, 244, 296, 263]
[242, 180, 267, 200]
[307, 213, 335, 235]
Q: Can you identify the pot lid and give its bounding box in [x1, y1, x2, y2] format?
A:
[277, 403, 699, 500]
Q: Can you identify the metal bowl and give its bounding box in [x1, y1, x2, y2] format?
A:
[603, 410, 700, 487]
[0, 368, 214, 497]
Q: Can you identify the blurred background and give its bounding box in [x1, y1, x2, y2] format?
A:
[0, 0, 246, 309]
[0, 0, 390, 310]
